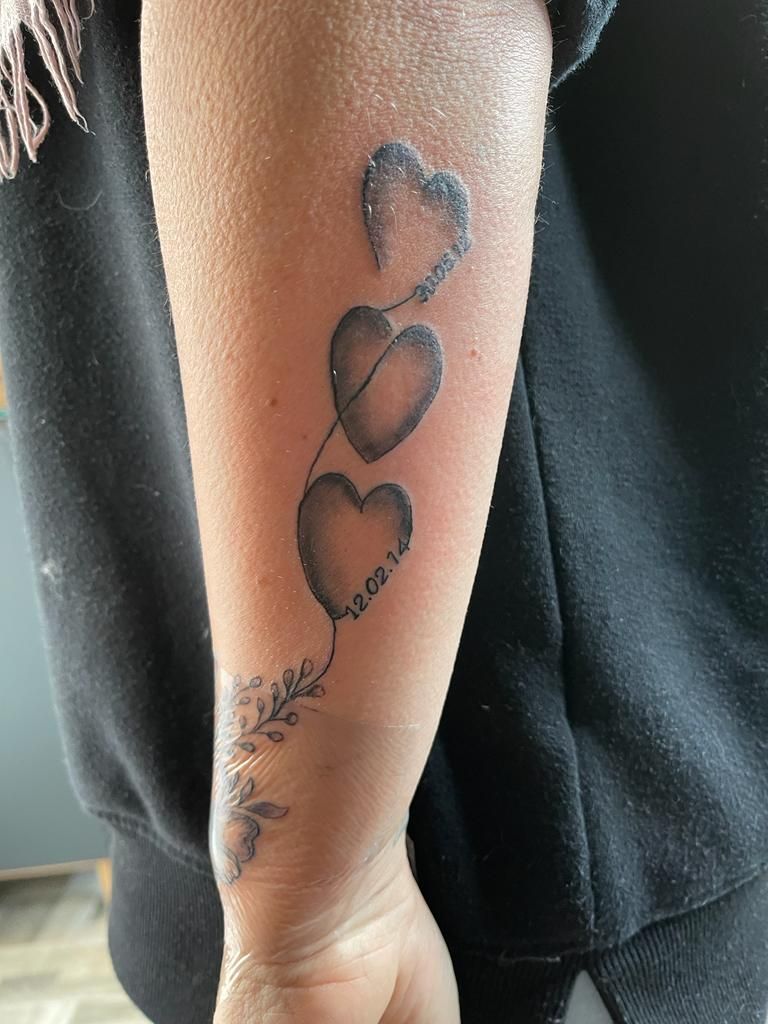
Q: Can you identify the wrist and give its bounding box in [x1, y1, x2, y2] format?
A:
[217, 825, 414, 961]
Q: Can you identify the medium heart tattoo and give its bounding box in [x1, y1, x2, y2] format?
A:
[331, 306, 442, 463]
[298, 473, 413, 620]
[212, 141, 471, 885]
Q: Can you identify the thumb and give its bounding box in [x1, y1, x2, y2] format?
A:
[380, 921, 461, 1024]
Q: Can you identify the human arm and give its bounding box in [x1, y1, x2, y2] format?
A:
[140, 2, 552, 1020]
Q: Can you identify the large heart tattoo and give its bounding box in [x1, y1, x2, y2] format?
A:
[362, 142, 470, 276]
[332, 306, 442, 463]
[298, 473, 413, 620]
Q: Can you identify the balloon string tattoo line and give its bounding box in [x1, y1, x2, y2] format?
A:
[380, 288, 419, 313]
[212, 142, 472, 885]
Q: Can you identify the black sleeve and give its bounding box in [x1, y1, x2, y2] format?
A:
[546, 0, 617, 85]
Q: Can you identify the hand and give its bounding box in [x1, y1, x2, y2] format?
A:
[213, 841, 460, 1024]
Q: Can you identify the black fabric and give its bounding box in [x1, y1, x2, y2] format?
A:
[453, 863, 768, 1023]
[546, 0, 617, 85]
[0, 6, 215, 868]
[1, 1, 767, 1022]
[109, 834, 222, 1024]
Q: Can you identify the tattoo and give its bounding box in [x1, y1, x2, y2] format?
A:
[299, 474, 413, 620]
[363, 141, 471, 293]
[342, 535, 412, 621]
[211, 659, 325, 884]
[212, 142, 471, 884]
[331, 309, 443, 463]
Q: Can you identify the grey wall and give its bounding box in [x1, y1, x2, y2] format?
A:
[0, 424, 106, 870]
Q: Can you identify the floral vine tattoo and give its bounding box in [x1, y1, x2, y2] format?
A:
[212, 142, 471, 885]
[211, 658, 327, 883]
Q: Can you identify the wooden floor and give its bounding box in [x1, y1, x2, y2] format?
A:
[0, 871, 148, 1024]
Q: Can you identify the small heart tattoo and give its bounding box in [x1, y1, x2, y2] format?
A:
[331, 306, 442, 463]
[298, 473, 413, 619]
[362, 141, 471, 292]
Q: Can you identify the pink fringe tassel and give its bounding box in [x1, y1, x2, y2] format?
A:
[0, 0, 87, 180]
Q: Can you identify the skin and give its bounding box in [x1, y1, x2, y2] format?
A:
[141, 2, 552, 1020]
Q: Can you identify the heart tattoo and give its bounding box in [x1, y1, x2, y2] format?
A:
[363, 141, 471, 299]
[298, 473, 413, 620]
[213, 141, 471, 885]
[331, 306, 443, 463]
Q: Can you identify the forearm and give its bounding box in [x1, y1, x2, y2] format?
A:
[142, 0, 550, 938]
